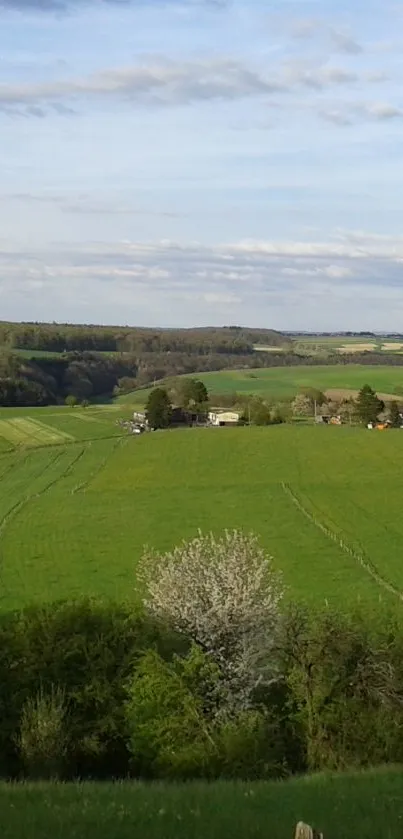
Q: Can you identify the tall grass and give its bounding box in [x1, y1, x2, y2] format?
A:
[0, 767, 402, 838]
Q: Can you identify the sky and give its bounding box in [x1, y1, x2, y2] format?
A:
[1, 0, 403, 330]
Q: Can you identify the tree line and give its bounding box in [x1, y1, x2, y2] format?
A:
[1, 530, 403, 783]
[0, 322, 290, 355]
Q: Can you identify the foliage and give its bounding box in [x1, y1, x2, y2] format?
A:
[0, 600, 183, 780]
[1, 597, 403, 782]
[17, 686, 68, 780]
[145, 387, 173, 429]
[126, 645, 284, 780]
[300, 387, 327, 409]
[292, 394, 313, 417]
[126, 646, 221, 778]
[388, 400, 401, 428]
[356, 384, 384, 425]
[244, 397, 273, 426]
[338, 399, 357, 424]
[65, 394, 78, 407]
[138, 531, 283, 712]
[179, 378, 209, 409]
[283, 606, 402, 771]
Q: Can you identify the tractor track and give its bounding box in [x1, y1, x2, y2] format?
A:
[281, 481, 403, 603]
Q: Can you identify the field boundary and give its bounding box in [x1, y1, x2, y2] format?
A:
[281, 482, 403, 602]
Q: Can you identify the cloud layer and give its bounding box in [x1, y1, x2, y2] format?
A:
[1, 231, 403, 329]
[0, 55, 398, 123]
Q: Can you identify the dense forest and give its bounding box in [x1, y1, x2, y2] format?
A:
[0, 322, 290, 355]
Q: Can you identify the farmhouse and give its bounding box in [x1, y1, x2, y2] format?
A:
[208, 410, 240, 427]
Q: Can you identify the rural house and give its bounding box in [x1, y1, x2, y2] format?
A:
[208, 410, 240, 427]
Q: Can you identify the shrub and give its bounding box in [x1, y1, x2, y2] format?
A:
[138, 531, 283, 713]
[126, 645, 286, 780]
[126, 645, 221, 779]
[0, 600, 184, 779]
[283, 606, 402, 771]
[17, 686, 67, 780]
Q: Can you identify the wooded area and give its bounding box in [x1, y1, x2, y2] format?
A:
[2, 321, 403, 407]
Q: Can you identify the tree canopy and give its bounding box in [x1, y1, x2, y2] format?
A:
[146, 388, 173, 429]
[356, 384, 384, 425]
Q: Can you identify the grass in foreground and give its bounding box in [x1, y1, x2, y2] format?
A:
[0, 768, 402, 838]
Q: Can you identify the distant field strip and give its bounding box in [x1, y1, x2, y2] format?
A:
[0, 418, 75, 447]
[17, 418, 75, 443]
[281, 482, 403, 602]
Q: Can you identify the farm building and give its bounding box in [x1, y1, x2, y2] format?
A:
[208, 411, 240, 427]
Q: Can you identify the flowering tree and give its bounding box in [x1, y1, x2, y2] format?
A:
[138, 530, 283, 712]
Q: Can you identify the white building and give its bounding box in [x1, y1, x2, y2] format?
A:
[208, 411, 240, 427]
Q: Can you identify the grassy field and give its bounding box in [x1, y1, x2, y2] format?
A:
[119, 364, 403, 407]
[2, 414, 403, 613]
[0, 767, 402, 838]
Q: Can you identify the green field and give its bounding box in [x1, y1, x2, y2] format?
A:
[1, 410, 403, 613]
[0, 767, 401, 839]
[119, 364, 403, 407]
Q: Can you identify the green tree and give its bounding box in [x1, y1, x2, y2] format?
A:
[65, 395, 78, 407]
[180, 378, 208, 409]
[300, 387, 327, 410]
[245, 397, 272, 426]
[146, 388, 172, 429]
[356, 385, 384, 425]
[389, 400, 401, 428]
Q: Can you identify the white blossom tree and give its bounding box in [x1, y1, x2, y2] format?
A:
[137, 530, 283, 713]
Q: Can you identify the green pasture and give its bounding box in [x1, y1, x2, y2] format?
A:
[0, 405, 125, 449]
[118, 364, 403, 406]
[0, 767, 402, 839]
[2, 421, 403, 613]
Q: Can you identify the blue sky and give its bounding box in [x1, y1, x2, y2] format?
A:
[1, 0, 403, 329]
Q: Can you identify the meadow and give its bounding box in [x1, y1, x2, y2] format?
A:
[0, 768, 402, 839]
[1, 409, 403, 614]
[119, 363, 403, 407]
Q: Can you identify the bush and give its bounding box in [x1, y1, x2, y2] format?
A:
[0, 600, 185, 780]
[126, 645, 221, 779]
[17, 686, 67, 779]
[283, 606, 403, 771]
[1, 596, 403, 781]
[126, 645, 286, 780]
